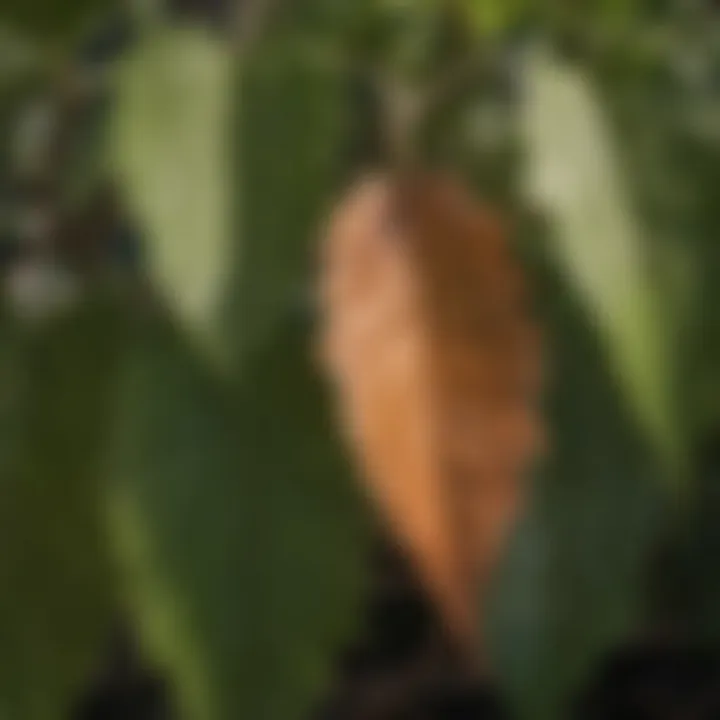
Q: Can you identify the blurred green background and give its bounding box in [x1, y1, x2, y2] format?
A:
[0, 1, 719, 719]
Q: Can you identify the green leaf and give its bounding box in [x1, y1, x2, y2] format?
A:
[521, 47, 681, 480]
[0, 0, 114, 44]
[0, 299, 124, 719]
[462, 0, 528, 36]
[660, 439, 720, 639]
[111, 27, 233, 362]
[488, 247, 666, 720]
[108, 315, 370, 720]
[587, 53, 713, 440]
[691, 144, 720, 435]
[0, 27, 43, 90]
[222, 40, 352, 369]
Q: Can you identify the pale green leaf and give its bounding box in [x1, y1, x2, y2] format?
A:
[521, 47, 681, 478]
[111, 27, 233, 361]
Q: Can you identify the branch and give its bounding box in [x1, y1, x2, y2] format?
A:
[421, 48, 489, 117]
[233, 0, 283, 59]
[365, 48, 490, 168]
[359, 65, 423, 169]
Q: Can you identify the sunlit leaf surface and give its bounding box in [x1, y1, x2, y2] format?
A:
[522, 47, 680, 478]
[112, 28, 233, 361]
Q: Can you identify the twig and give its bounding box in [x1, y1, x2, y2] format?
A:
[375, 72, 426, 168]
[421, 48, 489, 119]
[367, 47, 489, 169]
[232, 0, 284, 59]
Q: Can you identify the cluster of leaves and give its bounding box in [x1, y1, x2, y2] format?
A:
[0, 1, 718, 720]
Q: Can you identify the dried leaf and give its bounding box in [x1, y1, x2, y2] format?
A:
[317, 171, 543, 645]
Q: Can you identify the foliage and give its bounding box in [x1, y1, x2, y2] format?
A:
[108, 314, 370, 720]
[0, 299, 125, 720]
[112, 27, 233, 361]
[0, 0, 717, 719]
[522, 46, 680, 481]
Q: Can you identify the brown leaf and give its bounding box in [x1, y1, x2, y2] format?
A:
[316, 171, 544, 649]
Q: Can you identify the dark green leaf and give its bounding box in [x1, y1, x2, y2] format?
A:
[462, 0, 529, 36]
[223, 40, 353, 370]
[1, 0, 115, 45]
[108, 315, 370, 720]
[488, 245, 666, 720]
[0, 299, 124, 720]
